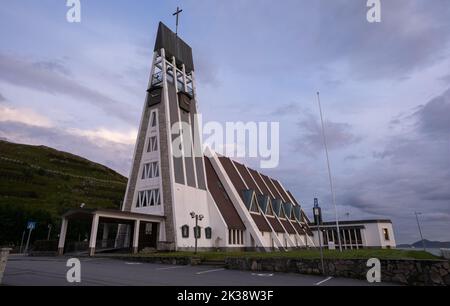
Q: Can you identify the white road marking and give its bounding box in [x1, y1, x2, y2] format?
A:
[251, 273, 274, 277]
[125, 262, 142, 265]
[196, 268, 226, 275]
[315, 276, 334, 286]
[156, 266, 186, 271]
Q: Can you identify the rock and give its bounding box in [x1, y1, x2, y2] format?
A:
[392, 274, 408, 284]
[430, 270, 442, 285]
[439, 268, 448, 277]
[443, 274, 450, 286]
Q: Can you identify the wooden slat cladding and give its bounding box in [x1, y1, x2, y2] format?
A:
[267, 216, 284, 233]
[204, 157, 245, 230]
[271, 179, 290, 203]
[233, 162, 262, 195]
[250, 213, 271, 232]
[218, 157, 248, 201]
[247, 168, 271, 196]
[287, 190, 300, 206]
[260, 174, 284, 200]
[280, 219, 296, 234]
[154, 22, 194, 73]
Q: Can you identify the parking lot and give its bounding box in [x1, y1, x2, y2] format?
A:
[2, 255, 394, 286]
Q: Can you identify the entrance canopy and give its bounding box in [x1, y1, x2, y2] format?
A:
[58, 209, 165, 256]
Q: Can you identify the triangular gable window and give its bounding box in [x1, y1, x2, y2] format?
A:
[290, 208, 296, 221]
[279, 205, 287, 219]
[242, 190, 254, 210]
[250, 196, 260, 213]
[257, 195, 268, 213]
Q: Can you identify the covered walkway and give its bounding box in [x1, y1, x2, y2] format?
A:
[58, 209, 165, 256]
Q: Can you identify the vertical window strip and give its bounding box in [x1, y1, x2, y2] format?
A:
[150, 111, 157, 127]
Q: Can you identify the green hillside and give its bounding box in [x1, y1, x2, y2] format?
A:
[0, 140, 127, 246]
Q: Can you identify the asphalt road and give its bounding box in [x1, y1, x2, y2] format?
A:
[2, 256, 395, 286]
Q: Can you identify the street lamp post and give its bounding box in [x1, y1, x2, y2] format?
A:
[190, 212, 204, 255]
[415, 212, 426, 251]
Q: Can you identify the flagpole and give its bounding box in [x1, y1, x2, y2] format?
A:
[316, 92, 343, 252]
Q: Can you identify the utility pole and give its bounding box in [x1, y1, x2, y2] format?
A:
[316, 92, 342, 252]
[415, 212, 426, 251]
[314, 198, 325, 275]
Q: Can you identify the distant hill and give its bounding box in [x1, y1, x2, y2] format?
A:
[0, 140, 127, 245]
[398, 240, 450, 249]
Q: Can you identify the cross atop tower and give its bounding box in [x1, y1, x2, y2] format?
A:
[173, 6, 183, 36]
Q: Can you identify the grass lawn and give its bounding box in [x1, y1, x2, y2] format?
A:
[132, 249, 440, 261]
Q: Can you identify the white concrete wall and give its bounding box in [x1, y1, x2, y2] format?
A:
[205, 192, 228, 248]
[364, 222, 396, 248]
[312, 221, 397, 249]
[173, 183, 214, 249]
[260, 231, 273, 247]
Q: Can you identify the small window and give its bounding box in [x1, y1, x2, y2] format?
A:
[142, 162, 160, 179]
[150, 111, 157, 127]
[194, 226, 201, 239]
[136, 188, 161, 208]
[383, 228, 390, 241]
[181, 225, 189, 238]
[148, 136, 158, 152]
[205, 227, 212, 239]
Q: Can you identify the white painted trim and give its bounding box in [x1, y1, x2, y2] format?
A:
[269, 179, 288, 203]
[161, 48, 178, 248]
[58, 218, 68, 249]
[231, 160, 283, 249]
[89, 214, 99, 249]
[132, 220, 141, 248]
[250, 170, 294, 248]
[122, 51, 158, 212]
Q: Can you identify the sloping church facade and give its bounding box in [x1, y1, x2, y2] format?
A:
[120, 22, 315, 252]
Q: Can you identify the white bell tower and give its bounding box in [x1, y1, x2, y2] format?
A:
[122, 22, 210, 251]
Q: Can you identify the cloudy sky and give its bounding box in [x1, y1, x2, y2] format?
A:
[1, 0, 449, 244]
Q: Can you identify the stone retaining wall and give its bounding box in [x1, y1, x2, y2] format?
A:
[0, 248, 12, 285]
[225, 257, 450, 286]
[113, 256, 192, 266]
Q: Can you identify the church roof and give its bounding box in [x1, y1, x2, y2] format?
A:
[204, 157, 246, 230]
[212, 154, 312, 234]
[154, 22, 194, 73]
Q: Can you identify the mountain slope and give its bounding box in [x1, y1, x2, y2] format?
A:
[0, 140, 127, 245]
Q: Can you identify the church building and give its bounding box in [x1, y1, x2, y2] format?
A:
[57, 22, 316, 255]
[119, 22, 316, 252]
[57, 22, 397, 255]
